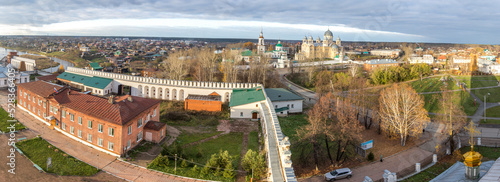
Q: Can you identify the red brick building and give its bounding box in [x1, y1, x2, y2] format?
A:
[184, 92, 222, 112]
[17, 81, 166, 157]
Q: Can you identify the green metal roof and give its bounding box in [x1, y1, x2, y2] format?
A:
[57, 72, 112, 89]
[83, 76, 113, 89]
[58, 72, 92, 83]
[241, 50, 255, 57]
[264, 88, 303, 102]
[229, 87, 266, 107]
[275, 106, 289, 112]
[89, 62, 103, 69]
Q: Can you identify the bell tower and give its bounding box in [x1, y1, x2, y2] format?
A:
[257, 28, 265, 55]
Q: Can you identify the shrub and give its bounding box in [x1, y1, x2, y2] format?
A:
[367, 151, 374, 161]
[223, 162, 235, 179]
[181, 159, 188, 168]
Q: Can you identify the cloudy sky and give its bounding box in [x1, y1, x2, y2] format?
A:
[0, 0, 498, 44]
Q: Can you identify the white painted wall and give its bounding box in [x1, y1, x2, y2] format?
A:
[271, 100, 303, 113]
[230, 101, 262, 118]
[66, 67, 258, 103]
[11, 57, 37, 71]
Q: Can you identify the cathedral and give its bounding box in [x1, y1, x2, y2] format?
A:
[295, 29, 344, 61]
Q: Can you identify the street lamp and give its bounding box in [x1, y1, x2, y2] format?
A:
[484, 92, 490, 123]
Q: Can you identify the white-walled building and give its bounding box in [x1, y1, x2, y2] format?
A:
[0, 65, 30, 87]
[265, 88, 303, 116]
[453, 57, 471, 64]
[370, 49, 401, 57]
[409, 55, 434, 64]
[229, 88, 265, 119]
[11, 56, 36, 71]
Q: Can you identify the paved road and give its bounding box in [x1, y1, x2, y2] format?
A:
[0, 92, 201, 182]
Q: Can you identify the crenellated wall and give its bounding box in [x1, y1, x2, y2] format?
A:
[66, 67, 259, 103]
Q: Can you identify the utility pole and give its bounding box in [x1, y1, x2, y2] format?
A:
[174, 154, 177, 173]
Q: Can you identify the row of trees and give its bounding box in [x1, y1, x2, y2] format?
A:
[160, 45, 281, 87]
[370, 63, 432, 85]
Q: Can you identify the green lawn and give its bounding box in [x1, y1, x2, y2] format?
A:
[150, 132, 243, 181]
[16, 137, 99, 176]
[176, 130, 222, 146]
[410, 77, 456, 93]
[471, 87, 500, 102]
[481, 119, 500, 125]
[422, 91, 478, 116]
[401, 162, 454, 182]
[459, 146, 500, 161]
[184, 132, 243, 167]
[278, 114, 309, 142]
[0, 107, 26, 133]
[248, 131, 259, 152]
[455, 76, 500, 88]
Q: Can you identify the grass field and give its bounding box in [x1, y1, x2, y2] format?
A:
[183, 132, 243, 167]
[278, 114, 309, 142]
[421, 91, 478, 116]
[471, 87, 500, 102]
[0, 107, 26, 133]
[401, 162, 454, 182]
[454, 76, 500, 88]
[176, 130, 222, 146]
[409, 77, 456, 93]
[16, 137, 99, 176]
[459, 146, 500, 160]
[248, 131, 259, 152]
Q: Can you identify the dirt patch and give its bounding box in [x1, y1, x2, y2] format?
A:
[177, 126, 215, 134]
[230, 119, 259, 133]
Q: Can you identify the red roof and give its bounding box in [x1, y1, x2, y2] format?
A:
[20, 81, 161, 125]
[438, 55, 447, 60]
[36, 74, 59, 82]
[144, 121, 166, 131]
[18, 81, 63, 97]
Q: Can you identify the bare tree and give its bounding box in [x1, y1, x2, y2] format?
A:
[297, 93, 336, 169]
[379, 84, 430, 146]
[333, 97, 364, 162]
[436, 85, 468, 151]
[163, 50, 189, 80]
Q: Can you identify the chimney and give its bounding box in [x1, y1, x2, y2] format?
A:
[67, 90, 70, 95]
[108, 95, 115, 104]
[127, 95, 133, 102]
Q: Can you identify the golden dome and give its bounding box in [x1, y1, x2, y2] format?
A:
[463, 148, 482, 167]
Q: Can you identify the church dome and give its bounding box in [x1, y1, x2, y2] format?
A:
[276, 40, 282, 47]
[331, 44, 338, 49]
[324, 29, 333, 37]
[308, 35, 313, 40]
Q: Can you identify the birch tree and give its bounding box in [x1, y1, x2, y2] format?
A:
[379, 84, 429, 146]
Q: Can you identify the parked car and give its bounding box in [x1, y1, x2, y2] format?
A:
[325, 168, 352, 181]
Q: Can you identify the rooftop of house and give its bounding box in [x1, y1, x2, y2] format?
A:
[57, 72, 113, 89]
[36, 74, 60, 82]
[18, 80, 63, 97]
[89, 62, 103, 70]
[144, 121, 166, 131]
[19, 81, 161, 125]
[265, 88, 303, 102]
[229, 87, 265, 107]
[186, 94, 221, 101]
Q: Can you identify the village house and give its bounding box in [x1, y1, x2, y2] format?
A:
[17, 80, 166, 157]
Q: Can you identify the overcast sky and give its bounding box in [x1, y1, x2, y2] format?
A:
[0, 0, 498, 44]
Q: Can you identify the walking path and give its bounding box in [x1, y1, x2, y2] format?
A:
[0, 92, 203, 182]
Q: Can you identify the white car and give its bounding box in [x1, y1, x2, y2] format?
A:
[325, 168, 352, 181]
